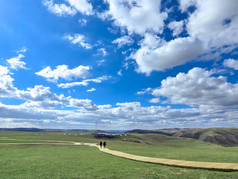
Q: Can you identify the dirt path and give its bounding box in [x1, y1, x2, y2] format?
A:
[1, 140, 238, 171]
[89, 143, 238, 171]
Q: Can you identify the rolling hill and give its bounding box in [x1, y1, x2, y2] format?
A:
[126, 128, 238, 147]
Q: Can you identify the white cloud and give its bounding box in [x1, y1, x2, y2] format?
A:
[58, 75, 110, 88]
[43, 0, 93, 16]
[43, 0, 77, 16]
[101, 0, 168, 35]
[149, 98, 160, 103]
[137, 88, 152, 95]
[64, 34, 92, 49]
[69, 98, 98, 111]
[223, 59, 238, 70]
[152, 67, 238, 109]
[96, 48, 107, 56]
[17, 85, 62, 102]
[97, 59, 106, 66]
[0, 65, 15, 97]
[22, 101, 59, 109]
[112, 36, 134, 48]
[79, 18, 87, 26]
[130, 0, 238, 75]
[36, 65, 90, 82]
[140, 33, 164, 50]
[87, 88, 96, 92]
[168, 20, 184, 37]
[185, 0, 238, 48]
[133, 37, 204, 75]
[179, 0, 197, 12]
[67, 0, 93, 15]
[7, 54, 27, 70]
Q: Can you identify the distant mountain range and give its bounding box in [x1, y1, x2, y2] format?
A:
[126, 128, 238, 147]
[0, 128, 104, 133]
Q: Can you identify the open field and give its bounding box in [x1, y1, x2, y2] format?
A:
[0, 131, 238, 178]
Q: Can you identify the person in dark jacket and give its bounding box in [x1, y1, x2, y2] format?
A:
[99, 141, 102, 148]
[103, 141, 106, 148]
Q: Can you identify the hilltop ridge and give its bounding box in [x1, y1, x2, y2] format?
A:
[126, 128, 238, 147]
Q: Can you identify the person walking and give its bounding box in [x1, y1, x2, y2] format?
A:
[103, 141, 106, 148]
[99, 141, 102, 148]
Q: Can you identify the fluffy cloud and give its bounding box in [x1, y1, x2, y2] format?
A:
[7, 54, 26, 70]
[17, 85, 62, 102]
[223, 59, 238, 70]
[134, 37, 204, 75]
[185, 0, 238, 48]
[131, 0, 238, 74]
[101, 0, 168, 35]
[112, 36, 134, 48]
[43, 0, 93, 16]
[152, 67, 238, 109]
[149, 98, 160, 103]
[36, 65, 90, 82]
[65, 34, 92, 49]
[0, 66, 16, 97]
[0, 63, 99, 112]
[168, 20, 184, 37]
[58, 75, 110, 88]
[67, 0, 93, 15]
[43, 0, 77, 16]
[69, 98, 98, 111]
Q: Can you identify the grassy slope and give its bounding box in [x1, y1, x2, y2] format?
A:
[127, 128, 238, 146]
[0, 131, 238, 178]
[107, 134, 238, 163]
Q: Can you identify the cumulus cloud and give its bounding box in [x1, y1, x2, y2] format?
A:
[7, 54, 27, 70]
[112, 36, 134, 48]
[17, 85, 62, 102]
[0, 63, 98, 112]
[65, 34, 92, 49]
[0, 65, 16, 97]
[223, 59, 238, 70]
[185, 0, 238, 48]
[179, 0, 197, 12]
[133, 37, 204, 75]
[168, 20, 184, 37]
[152, 67, 238, 109]
[67, 0, 93, 15]
[149, 98, 160, 103]
[43, 0, 93, 16]
[36, 65, 90, 82]
[58, 75, 110, 88]
[128, 0, 238, 75]
[101, 0, 168, 35]
[69, 98, 98, 111]
[43, 0, 77, 16]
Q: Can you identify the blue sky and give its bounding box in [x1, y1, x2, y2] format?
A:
[0, 0, 238, 130]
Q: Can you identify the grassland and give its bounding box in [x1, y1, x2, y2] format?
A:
[0, 131, 238, 178]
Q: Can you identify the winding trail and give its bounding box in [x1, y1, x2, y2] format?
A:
[1, 140, 238, 171]
[85, 143, 238, 171]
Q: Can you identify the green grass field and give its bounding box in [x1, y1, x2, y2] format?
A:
[0, 131, 238, 178]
